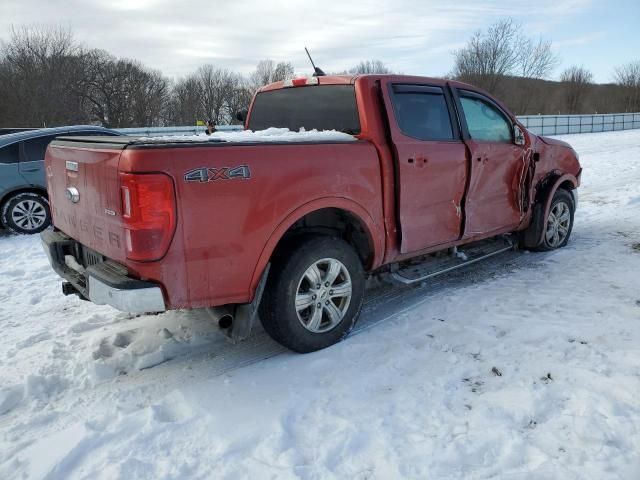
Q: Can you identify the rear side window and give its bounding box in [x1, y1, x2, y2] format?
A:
[0, 143, 20, 164]
[390, 85, 454, 141]
[23, 135, 56, 162]
[459, 94, 512, 143]
[248, 85, 360, 134]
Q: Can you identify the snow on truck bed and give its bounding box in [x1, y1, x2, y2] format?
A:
[1, 129, 640, 478]
[137, 127, 357, 143]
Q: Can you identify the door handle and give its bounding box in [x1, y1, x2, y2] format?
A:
[22, 167, 40, 172]
[408, 156, 428, 167]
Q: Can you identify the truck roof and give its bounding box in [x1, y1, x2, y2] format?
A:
[258, 74, 451, 93]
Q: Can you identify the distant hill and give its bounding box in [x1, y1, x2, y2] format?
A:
[490, 76, 632, 115]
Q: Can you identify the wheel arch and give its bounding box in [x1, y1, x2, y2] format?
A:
[248, 197, 384, 300]
[0, 186, 49, 223]
[522, 172, 578, 248]
[0, 185, 48, 208]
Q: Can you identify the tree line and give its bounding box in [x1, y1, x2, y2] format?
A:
[1, 23, 639, 129]
[0, 27, 301, 128]
[450, 19, 640, 115]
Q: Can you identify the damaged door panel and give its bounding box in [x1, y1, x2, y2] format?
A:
[455, 89, 529, 237]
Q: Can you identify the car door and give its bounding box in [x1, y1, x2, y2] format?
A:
[0, 142, 22, 193]
[381, 81, 468, 253]
[454, 89, 527, 237]
[19, 134, 55, 187]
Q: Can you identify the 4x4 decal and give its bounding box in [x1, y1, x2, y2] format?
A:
[184, 165, 251, 183]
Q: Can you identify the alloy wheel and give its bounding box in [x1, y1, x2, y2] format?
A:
[295, 258, 353, 333]
[10, 199, 47, 232]
[545, 201, 571, 248]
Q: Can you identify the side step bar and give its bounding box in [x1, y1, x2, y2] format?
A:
[390, 236, 515, 285]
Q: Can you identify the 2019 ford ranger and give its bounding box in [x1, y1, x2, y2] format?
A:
[41, 74, 581, 353]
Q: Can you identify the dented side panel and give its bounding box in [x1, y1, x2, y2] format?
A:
[462, 140, 529, 237]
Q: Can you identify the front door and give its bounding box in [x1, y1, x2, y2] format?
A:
[382, 82, 468, 253]
[455, 90, 526, 236]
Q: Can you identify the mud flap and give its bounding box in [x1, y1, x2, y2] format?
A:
[226, 264, 271, 343]
[521, 201, 544, 249]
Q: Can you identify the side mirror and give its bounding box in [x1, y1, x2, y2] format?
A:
[514, 125, 526, 146]
[235, 110, 248, 123]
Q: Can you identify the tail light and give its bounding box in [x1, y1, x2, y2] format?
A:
[120, 173, 176, 261]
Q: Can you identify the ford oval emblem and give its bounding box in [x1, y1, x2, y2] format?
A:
[65, 187, 80, 203]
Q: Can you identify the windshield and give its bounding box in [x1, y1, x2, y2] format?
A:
[247, 85, 361, 134]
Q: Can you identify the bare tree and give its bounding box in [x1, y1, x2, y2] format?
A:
[517, 38, 558, 79]
[128, 66, 169, 127]
[82, 51, 169, 127]
[452, 19, 519, 93]
[614, 60, 640, 112]
[197, 65, 237, 125]
[0, 26, 91, 127]
[227, 75, 254, 124]
[512, 37, 559, 113]
[169, 76, 202, 125]
[349, 60, 392, 74]
[452, 18, 558, 97]
[250, 59, 295, 90]
[560, 66, 593, 114]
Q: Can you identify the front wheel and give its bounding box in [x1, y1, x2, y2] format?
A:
[1, 192, 51, 234]
[534, 189, 575, 251]
[259, 236, 365, 353]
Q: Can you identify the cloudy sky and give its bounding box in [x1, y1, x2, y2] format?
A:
[1, 0, 638, 83]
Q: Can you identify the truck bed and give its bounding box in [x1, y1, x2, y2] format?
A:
[45, 134, 384, 309]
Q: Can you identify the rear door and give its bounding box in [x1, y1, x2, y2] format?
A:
[454, 89, 526, 236]
[381, 81, 467, 253]
[19, 134, 55, 187]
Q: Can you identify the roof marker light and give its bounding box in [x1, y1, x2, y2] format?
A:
[283, 76, 320, 87]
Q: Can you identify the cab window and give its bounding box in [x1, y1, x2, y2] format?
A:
[390, 85, 454, 141]
[460, 93, 512, 143]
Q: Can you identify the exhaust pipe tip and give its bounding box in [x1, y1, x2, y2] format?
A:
[217, 314, 233, 330]
[205, 305, 235, 330]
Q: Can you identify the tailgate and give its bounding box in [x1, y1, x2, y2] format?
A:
[46, 137, 129, 262]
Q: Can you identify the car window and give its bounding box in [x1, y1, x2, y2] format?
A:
[460, 94, 512, 143]
[0, 142, 20, 164]
[391, 87, 454, 141]
[248, 85, 361, 134]
[23, 135, 57, 162]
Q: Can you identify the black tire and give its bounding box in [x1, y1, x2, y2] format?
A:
[259, 236, 365, 353]
[532, 189, 575, 252]
[1, 192, 51, 234]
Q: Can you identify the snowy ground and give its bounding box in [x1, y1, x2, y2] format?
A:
[1, 129, 639, 479]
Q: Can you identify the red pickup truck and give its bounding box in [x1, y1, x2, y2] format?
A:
[41, 74, 581, 352]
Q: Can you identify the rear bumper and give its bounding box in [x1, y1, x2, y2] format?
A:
[40, 229, 166, 314]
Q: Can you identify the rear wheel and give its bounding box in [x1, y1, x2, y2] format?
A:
[1, 192, 51, 234]
[259, 236, 365, 353]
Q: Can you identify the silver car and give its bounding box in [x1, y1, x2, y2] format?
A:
[0, 126, 122, 234]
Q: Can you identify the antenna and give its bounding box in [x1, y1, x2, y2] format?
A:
[304, 47, 326, 77]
